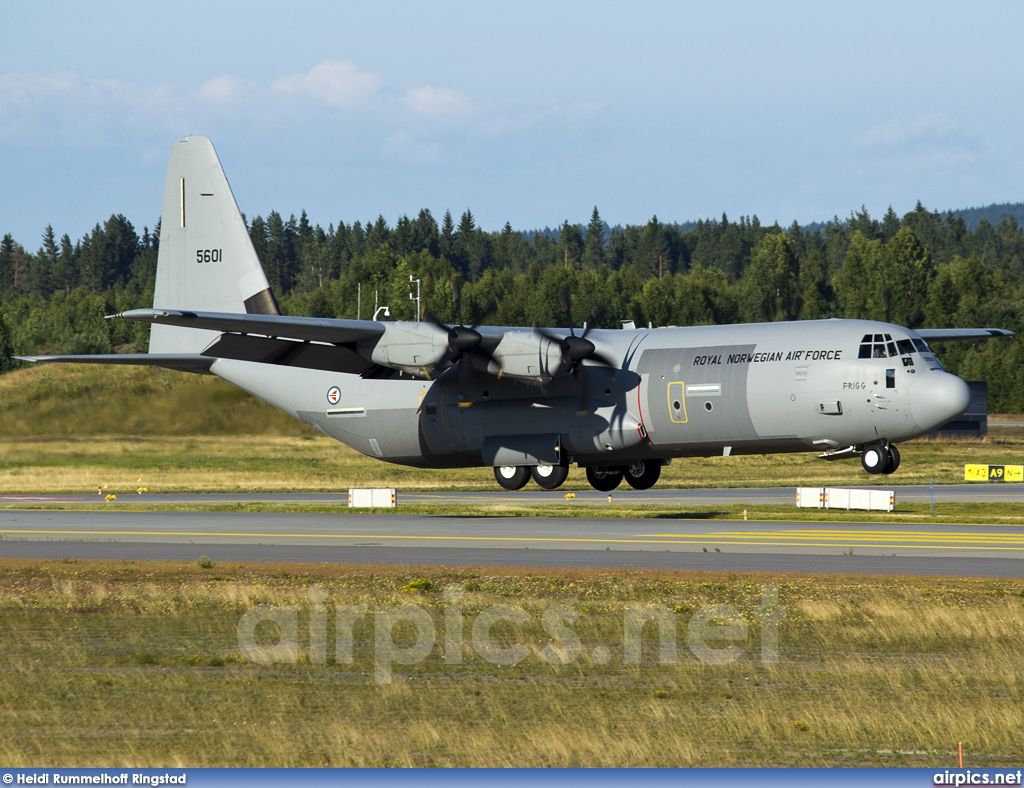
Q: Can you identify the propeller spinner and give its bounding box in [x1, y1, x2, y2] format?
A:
[426, 280, 496, 383]
[535, 284, 616, 413]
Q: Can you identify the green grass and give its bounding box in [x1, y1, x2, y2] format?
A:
[1, 364, 1023, 493]
[0, 364, 312, 437]
[2, 430, 1021, 493]
[1, 559, 1022, 767]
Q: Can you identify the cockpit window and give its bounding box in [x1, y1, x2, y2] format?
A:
[912, 338, 930, 353]
[872, 344, 888, 358]
[896, 339, 915, 355]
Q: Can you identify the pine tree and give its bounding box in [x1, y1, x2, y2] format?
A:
[583, 206, 606, 267]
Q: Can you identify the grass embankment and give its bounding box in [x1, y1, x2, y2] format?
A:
[1, 365, 1023, 494]
[1, 559, 1021, 767]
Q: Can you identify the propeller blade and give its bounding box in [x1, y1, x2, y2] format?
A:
[424, 312, 452, 333]
[534, 326, 565, 348]
[469, 299, 497, 330]
[457, 354, 474, 386]
[575, 366, 590, 415]
[435, 345, 457, 371]
[559, 283, 575, 337]
[586, 351, 618, 369]
[580, 304, 606, 340]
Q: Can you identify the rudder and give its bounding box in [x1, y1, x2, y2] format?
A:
[150, 136, 278, 354]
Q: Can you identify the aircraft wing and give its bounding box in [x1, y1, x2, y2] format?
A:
[915, 328, 1015, 342]
[15, 354, 215, 373]
[112, 309, 387, 344]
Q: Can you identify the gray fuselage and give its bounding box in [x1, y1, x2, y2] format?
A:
[210, 317, 970, 470]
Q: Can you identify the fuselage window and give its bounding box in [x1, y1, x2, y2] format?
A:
[886, 369, 895, 388]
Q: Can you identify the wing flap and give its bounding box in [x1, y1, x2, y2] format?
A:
[201, 334, 374, 375]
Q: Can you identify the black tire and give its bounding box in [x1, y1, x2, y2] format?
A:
[882, 443, 901, 475]
[586, 466, 623, 492]
[623, 460, 661, 490]
[861, 444, 888, 475]
[531, 463, 569, 490]
[493, 465, 530, 490]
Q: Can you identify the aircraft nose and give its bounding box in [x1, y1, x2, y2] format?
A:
[910, 372, 971, 432]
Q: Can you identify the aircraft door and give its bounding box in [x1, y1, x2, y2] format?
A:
[638, 345, 757, 448]
[667, 382, 687, 424]
[419, 388, 453, 454]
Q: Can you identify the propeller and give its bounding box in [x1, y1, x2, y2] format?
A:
[425, 279, 497, 384]
[535, 284, 617, 413]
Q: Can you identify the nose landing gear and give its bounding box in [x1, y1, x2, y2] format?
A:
[861, 442, 900, 475]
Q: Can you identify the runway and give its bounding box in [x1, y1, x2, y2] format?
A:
[3, 482, 1024, 506]
[2, 500, 1023, 576]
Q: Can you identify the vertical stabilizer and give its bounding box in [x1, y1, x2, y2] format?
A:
[149, 136, 278, 354]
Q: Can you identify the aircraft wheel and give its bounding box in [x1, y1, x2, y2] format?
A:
[623, 460, 661, 490]
[586, 466, 623, 492]
[532, 463, 569, 490]
[860, 444, 888, 475]
[493, 465, 530, 490]
[882, 443, 901, 475]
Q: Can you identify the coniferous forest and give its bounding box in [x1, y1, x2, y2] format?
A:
[2, 202, 1023, 410]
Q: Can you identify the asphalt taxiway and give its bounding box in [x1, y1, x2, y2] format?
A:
[1, 486, 1023, 576]
[3, 483, 1024, 506]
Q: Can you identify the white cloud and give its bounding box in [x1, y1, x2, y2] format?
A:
[856, 113, 974, 151]
[198, 75, 254, 103]
[271, 60, 381, 108]
[0, 70, 177, 144]
[381, 131, 443, 164]
[405, 85, 472, 117]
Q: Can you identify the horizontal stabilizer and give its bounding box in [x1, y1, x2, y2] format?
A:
[112, 309, 386, 344]
[916, 328, 1015, 342]
[15, 354, 214, 374]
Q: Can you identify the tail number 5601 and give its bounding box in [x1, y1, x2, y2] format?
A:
[196, 249, 222, 263]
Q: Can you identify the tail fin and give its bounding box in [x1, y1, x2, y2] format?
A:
[149, 136, 279, 354]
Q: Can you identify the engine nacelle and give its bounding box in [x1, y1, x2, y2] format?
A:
[486, 330, 568, 386]
[357, 322, 448, 378]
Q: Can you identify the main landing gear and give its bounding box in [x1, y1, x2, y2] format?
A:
[586, 461, 661, 491]
[493, 460, 664, 491]
[492, 464, 570, 490]
[861, 442, 900, 475]
[493, 465, 530, 490]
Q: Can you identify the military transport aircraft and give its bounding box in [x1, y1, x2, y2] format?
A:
[18, 137, 1014, 491]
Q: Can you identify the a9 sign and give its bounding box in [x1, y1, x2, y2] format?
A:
[196, 249, 223, 263]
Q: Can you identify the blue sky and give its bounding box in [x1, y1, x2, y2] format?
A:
[2, 1, 1023, 248]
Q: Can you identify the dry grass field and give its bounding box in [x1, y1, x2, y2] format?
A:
[0, 364, 1022, 494]
[0, 559, 1021, 767]
[2, 368, 1022, 767]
